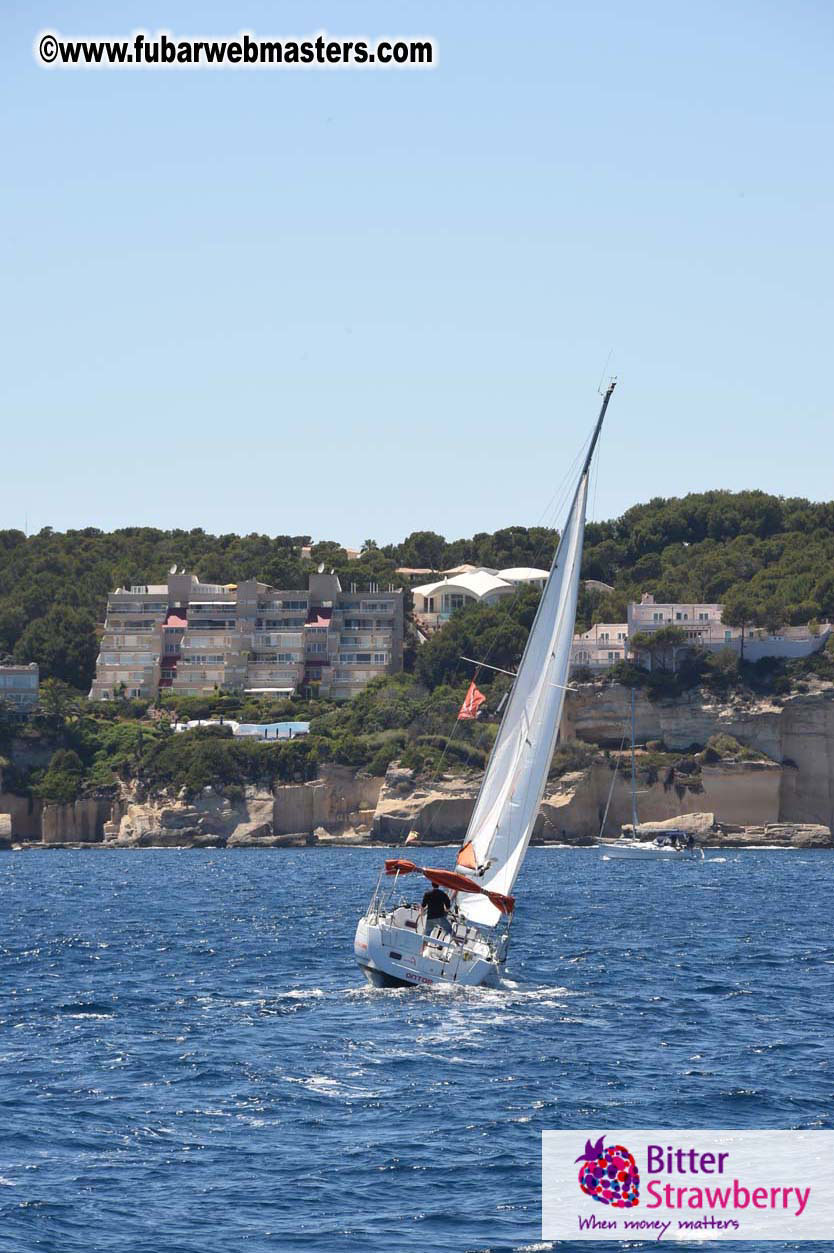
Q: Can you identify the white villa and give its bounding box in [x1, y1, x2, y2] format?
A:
[411, 567, 548, 630]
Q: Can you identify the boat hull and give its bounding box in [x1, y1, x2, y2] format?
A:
[354, 915, 503, 988]
[598, 840, 702, 860]
[357, 961, 419, 989]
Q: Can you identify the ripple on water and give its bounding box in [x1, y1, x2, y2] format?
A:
[1, 848, 833, 1253]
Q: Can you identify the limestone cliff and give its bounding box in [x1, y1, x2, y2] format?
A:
[563, 680, 834, 832]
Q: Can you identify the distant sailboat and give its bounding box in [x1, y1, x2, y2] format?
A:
[597, 689, 703, 861]
[354, 382, 617, 988]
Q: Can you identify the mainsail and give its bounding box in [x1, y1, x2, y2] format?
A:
[455, 383, 616, 926]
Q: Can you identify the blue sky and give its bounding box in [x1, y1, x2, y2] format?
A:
[2, 0, 832, 546]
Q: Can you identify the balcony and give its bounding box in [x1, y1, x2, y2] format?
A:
[253, 633, 304, 649]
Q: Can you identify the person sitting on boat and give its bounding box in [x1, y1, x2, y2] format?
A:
[422, 885, 453, 939]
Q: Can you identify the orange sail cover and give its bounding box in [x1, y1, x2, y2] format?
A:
[457, 681, 486, 720]
[456, 841, 477, 870]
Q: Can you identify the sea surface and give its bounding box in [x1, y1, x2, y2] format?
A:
[1, 847, 832, 1253]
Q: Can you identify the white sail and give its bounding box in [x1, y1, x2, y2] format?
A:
[454, 384, 615, 927]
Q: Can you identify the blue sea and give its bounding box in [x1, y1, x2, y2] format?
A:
[1, 847, 832, 1253]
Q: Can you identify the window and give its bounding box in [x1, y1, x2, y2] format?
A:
[653, 612, 663, 622]
[698, 612, 709, 622]
[373, 653, 387, 665]
[444, 594, 466, 612]
[283, 600, 308, 610]
[600, 632, 609, 642]
[307, 642, 326, 654]
[725, 630, 732, 642]
[676, 612, 689, 621]
[607, 652, 616, 662]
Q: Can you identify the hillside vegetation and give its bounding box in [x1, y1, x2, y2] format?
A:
[3, 489, 834, 691]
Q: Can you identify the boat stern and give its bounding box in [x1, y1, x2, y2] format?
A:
[354, 908, 502, 988]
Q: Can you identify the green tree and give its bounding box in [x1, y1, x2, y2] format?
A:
[14, 607, 98, 690]
[415, 597, 530, 689]
[722, 590, 757, 661]
[629, 625, 689, 672]
[34, 748, 85, 803]
[39, 677, 84, 723]
[397, 531, 448, 571]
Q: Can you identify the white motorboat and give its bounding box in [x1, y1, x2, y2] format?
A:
[354, 382, 617, 988]
[596, 690, 703, 861]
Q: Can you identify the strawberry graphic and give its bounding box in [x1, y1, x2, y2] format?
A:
[576, 1135, 640, 1208]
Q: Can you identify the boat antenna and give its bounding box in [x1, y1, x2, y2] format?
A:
[596, 350, 614, 396]
[598, 728, 628, 839]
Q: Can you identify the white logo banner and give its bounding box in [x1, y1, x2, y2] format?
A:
[542, 1130, 834, 1241]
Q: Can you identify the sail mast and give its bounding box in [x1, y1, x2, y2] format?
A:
[582, 379, 617, 478]
[630, 687, 639, 831]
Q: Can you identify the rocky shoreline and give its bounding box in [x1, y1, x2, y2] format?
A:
[1, 763, 830, 852]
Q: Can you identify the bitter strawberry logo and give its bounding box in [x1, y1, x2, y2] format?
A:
[576, 1135, 640, 1208]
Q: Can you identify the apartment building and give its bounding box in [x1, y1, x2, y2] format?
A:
[90, 570, 404, 702]
[0, 660, 40, 713]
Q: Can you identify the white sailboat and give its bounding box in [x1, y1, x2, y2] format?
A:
[354, 382, 617, 988]
[596, 689, 703, 861]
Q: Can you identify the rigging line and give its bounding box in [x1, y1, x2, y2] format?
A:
[591, 426, 601, 524]
[424, 470, 576, 789]
[533, 435, 591, 533]
[460, 657, 518, 678]
[428, 453, 593, 790]
[423, 403, 606, 793]
[597, 730, 628, 839]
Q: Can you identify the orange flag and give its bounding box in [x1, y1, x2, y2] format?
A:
[458, 680, 486, 720]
